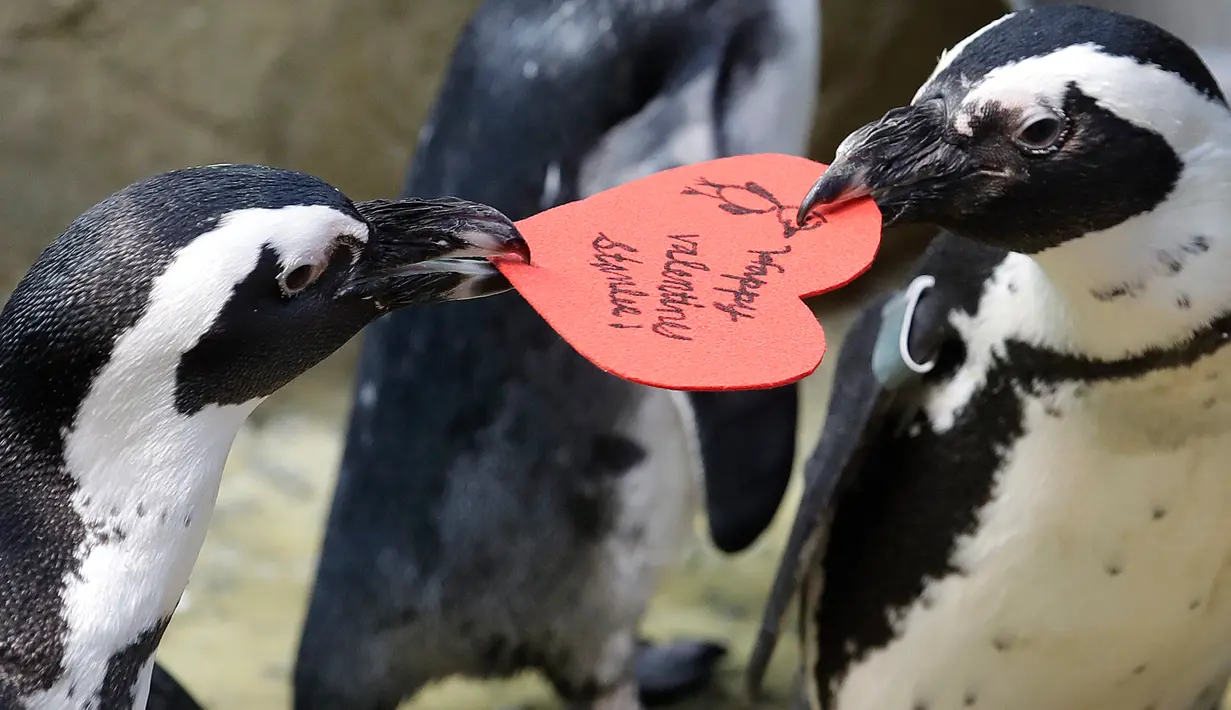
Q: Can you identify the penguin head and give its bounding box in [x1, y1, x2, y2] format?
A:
[408, 0, 819, 215]
[797, 4, 1230, 254]
[0, 164, 529, 412]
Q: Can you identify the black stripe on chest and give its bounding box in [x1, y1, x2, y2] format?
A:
[96, 618, 170, 709]
[0, 277, 164, 696]
[810, 297, 1231, 708]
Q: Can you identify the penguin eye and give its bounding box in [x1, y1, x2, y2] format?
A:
[335, 233, 364, 265]
[1012, 110, 1066, 154]
[279, 263, 324, 296]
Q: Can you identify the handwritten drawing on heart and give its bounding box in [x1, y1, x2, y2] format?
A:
[495, 153, 882, 391]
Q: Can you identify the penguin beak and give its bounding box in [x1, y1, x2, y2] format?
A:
[345, 196, 531, 306]
[796, 98, 972, 227]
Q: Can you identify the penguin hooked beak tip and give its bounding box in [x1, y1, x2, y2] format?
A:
[796, 98, 969, 228]
[795, 163, 873, 225]
[344, 196, 531, 306]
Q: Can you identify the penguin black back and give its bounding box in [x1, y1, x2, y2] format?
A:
[413, 0, 808, 556]
[409, 0, 784, 208]
[293, 0, 819, 708]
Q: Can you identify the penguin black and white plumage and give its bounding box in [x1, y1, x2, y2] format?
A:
[0, 163, 529, 710]
[291, 1, 819, 709]
[1008, 0, 1231, 91]
[746, 5, 1231, 710]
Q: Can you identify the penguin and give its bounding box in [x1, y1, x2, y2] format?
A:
[291, 0, 820, 709]
[0, 162, 529, 709]
[745, 5, 1231, 710]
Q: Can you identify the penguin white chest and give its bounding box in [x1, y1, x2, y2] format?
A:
[23, 400, 258, 709]
[832, 349, 1231, 710]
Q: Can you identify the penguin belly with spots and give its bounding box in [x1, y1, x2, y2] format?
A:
[744, 6, 1231, 710]
[0, 164, 529, 710]
[291, 1, 819, 709]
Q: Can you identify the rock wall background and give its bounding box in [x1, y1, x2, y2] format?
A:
[0, 0, 480, 290]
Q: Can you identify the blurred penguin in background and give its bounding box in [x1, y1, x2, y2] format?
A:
[292, 0, 821, 709]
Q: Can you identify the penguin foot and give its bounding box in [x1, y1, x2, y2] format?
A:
[634, 638, 728, 706]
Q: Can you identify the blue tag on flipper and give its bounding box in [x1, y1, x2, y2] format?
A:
[873, 290, 913, 389]
[871, 275, 937, 389]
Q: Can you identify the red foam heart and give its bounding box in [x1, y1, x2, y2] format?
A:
[496, 153, 882, 391]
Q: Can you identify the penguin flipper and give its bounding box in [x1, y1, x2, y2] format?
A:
[744, 292, 901, 699]
[687, 385, 799, 554]
[635, 638, 728, 706]
[147, 662, 204, 710]
[745, 246, 957, 698]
